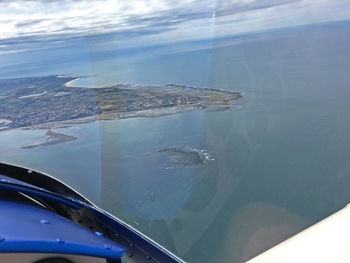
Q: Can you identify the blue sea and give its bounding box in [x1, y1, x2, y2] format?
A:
[2, 21, 350, 262]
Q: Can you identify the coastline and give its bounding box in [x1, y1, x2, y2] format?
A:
[0, 102, 237, 133]
[1, 75, 242, 133]
[21, 128, 77, 149]
[64, 77, 81, 87]
[0, 105, 199, 132]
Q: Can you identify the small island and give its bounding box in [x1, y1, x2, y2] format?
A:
[152, 146, 213, 167]
[0, 75, 242, 130]
[21, 128, 77, 149]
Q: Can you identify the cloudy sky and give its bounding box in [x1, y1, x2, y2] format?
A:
[1, 0, 350, 54]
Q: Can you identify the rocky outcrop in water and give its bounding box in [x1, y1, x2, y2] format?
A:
[153, 146, 213, 166]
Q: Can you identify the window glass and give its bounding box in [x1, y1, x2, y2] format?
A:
[1, 1, 350, 262]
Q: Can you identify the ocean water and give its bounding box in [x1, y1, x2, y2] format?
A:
[2, 21, 350, 262]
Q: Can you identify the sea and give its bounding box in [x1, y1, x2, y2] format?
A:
[1, 21, 350, 262]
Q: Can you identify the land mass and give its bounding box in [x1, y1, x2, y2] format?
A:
[152, 146, 213, 167]
[0, 75, 242, 130]
[21, 128, 77, 149]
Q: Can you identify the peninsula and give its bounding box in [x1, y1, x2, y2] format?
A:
[0, 75, 242, 130]
[20, 128, 77, 149]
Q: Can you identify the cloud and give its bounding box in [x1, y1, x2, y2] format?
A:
[16, 19, 48, 28]
[1, 0, 350, 54]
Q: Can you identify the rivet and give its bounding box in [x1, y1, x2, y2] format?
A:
[146, 255, 151, 260]
[104, 244, 111, 250]
[56, 238, 65, 244]
[95, 232, 103, 236]
[128, 252, 133, 257]
[0, 236, 5, 242]
[129, 243, 134, 247]
[27, 170, 32, 174]
[40, 219, 50, 224]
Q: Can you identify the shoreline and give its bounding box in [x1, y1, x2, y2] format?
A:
[0, 102, 237, 133]
[64, 77, 81, 87]
[21, 128, 77, 149]
[1, 75, 242, 133]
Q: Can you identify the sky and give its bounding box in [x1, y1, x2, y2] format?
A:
[1, 0, 350, 55]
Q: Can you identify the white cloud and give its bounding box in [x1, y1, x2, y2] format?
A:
[1, 0, 350, 53]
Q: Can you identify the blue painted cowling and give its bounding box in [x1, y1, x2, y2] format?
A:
[0, 199, 126, 260]
[0, 162, 184, 263]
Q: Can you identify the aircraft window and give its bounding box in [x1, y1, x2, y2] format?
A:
[1, 0, 350, 262]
